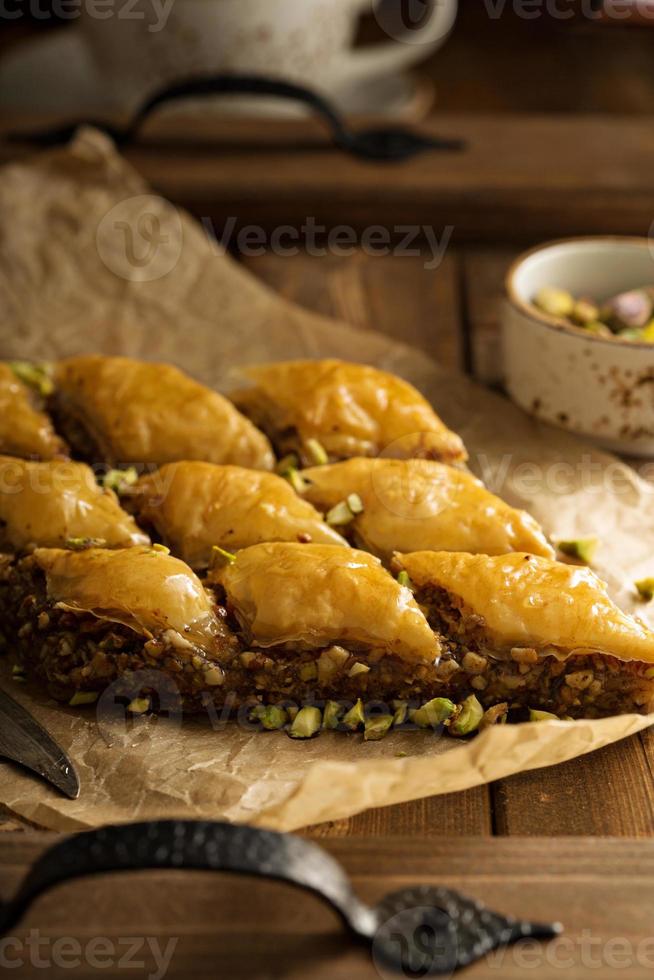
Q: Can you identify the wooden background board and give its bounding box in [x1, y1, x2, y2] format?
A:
[4, 835, 654, 979]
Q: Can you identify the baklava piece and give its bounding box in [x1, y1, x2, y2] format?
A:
[231, 359, 466, 465]
[0, 457, 149, 553]
[52, 355, 274, 471]
[301, 457, 554, 562]
[2, 546, 238, 709]
[393, 551, 654, 718]
[209, 542, 443, 706]
[0, 362, 67, 460]
[127, 461, 347, 570]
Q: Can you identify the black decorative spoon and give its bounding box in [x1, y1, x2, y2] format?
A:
[0, 819, 560, 975]
[6, 73, 464, 162]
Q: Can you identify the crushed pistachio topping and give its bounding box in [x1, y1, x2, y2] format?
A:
[68, 691, 99, 707]
[635, 578, 654, 602]
[557, 538, 598, 565]
[151, 543, 170, 554]
[396, 570, 414, 591]
[348, 661, 370, 678]
[342, 698, 365, 731]
[326, 493, 364, 527]
[284, 467, 309, 494]
[101, 467, 138, 493]
[411, 697, 456, 729]
[450, 695, 484, 736]
[305, 438, 328, 466]
[250, 705, 288, 731]
[211, 545, 236, 566]
[127, 697, 151, 715]
[66, 537, 107, 551]
[392, 701, 408, 726]
[10, 361, 54, 397]
[364, 715, 394, 741]
[288, 706, 322, 739]
[275, 453, 299, 475]
[323, 700, 344, 730]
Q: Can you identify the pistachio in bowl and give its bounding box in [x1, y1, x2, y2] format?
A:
[534, 284, 654, 342]
[503, 236, 654, 456]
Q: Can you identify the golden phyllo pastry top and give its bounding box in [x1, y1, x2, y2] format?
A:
[394, 551, 654, 664]
[232, 359, 466, 464]
[54, 355, 274, 471]
[0, 363, 66, 460]
[214, 542, 439, 663]
[32, 545, 222, 649]
[129, 461, 347, 569]
[301, 458, 553, 561]
[0, 457, 148, 553]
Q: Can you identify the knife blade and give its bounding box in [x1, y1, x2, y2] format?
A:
[0, 688, 80, 799]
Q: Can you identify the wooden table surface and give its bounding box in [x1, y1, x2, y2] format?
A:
[3, 146, 654, 976]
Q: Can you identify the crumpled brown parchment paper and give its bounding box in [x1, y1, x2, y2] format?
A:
[1, 129, 653, 833]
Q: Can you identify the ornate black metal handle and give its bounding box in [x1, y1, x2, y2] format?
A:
[0, 819, 560, 975]
[7, 73, 464, 162]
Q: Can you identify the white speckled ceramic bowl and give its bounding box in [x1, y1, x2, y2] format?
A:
[503, 236, 654, 456]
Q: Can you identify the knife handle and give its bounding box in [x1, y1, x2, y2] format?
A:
[0, 820, 560, 975]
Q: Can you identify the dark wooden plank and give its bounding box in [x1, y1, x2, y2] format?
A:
[243, 250, 464, 369]
[4, 835, 654, 977]
[493, 734, 654, 837]
[462, 247, 517, 386]
[6, 115, 648, 243]
[306, 788, 492, 839]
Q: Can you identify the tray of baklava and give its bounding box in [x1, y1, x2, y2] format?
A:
[1, 354, 652, 743]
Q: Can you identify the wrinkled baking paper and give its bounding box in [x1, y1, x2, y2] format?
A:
[1, 129, 654, 833]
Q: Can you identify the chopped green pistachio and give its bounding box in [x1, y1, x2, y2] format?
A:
[479, 702, 509, 729]
[450, 695, 484, 736]
[570, 298, 599, 326]
[342, 698, 365, 731]
[529, 708, 559, 722]
[288, 706, 322, 739]
[68, 691, 99, 707]
[10, 360, 54, 397]
[211, 545, 236, 565]
[305, 438, 328, 466]
[364, 714, 394, 741]
[12, 664, 25, 680]
[275, 453, 299, 475]
[396, 570, 414, 591]
[66, 537, 107, 551]
[411, 697, 456, 729]
[286, 705, 299, 722]
[127, 697, 150, 715]
[299, 662, 318, 682]
[346, 493, 364, 515]
[348, 661, 370, 678]
[102, 467, 138, 493]
[636, 578, 654, 602]
[557, 538, 598, 564]
[645, 666, 654, 680]
[285, 467, 309, 494]
[152, 543, 170, 554]
[393, 701, 408, 726]
[326, 500, 355, 527]
[583, 321, 612, 337]
[533, 287, 574, 319]
[323, 700, 345, 730]
[250, 705, 288, 730]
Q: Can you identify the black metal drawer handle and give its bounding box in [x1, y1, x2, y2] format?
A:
[0, 819, 560, 975]
[7, 72, 464, 162]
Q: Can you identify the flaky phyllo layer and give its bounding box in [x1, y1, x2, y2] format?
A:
[3, 542, 654, 721]
[230, 359, 467, 465]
